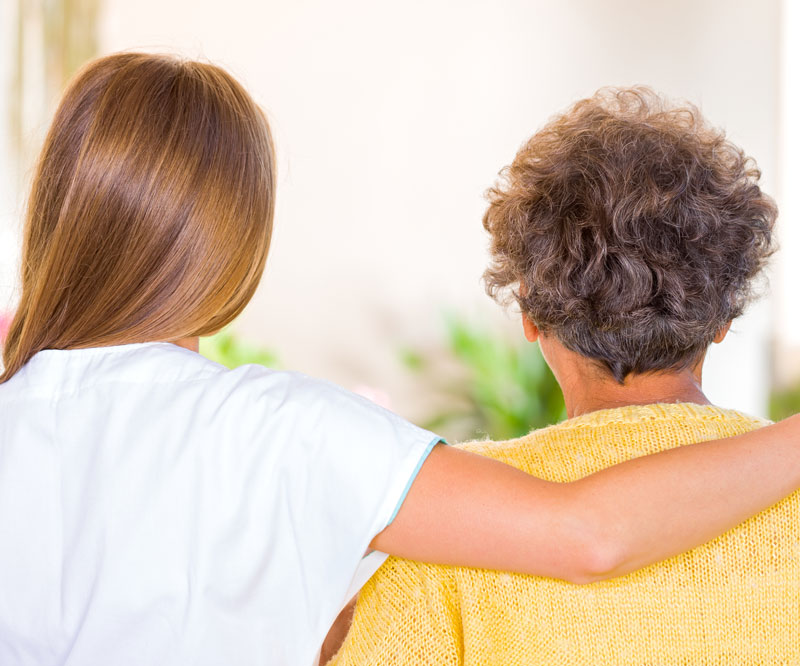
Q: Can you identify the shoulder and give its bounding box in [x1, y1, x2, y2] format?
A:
[6, 341, 413, 443]
[453, 422, 572, 473]
[452, 403, 768, 479]
[456, 404, 767, 456]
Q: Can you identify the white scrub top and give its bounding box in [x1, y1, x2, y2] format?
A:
[0, 342, 440, 666]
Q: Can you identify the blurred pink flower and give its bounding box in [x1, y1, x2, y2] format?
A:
[353, 384, 393, 410]
[0, 312, 11, 344]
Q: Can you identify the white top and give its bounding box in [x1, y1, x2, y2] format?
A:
[0, 342, 439, 666]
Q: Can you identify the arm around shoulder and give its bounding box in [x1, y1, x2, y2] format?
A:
[372, 415, 800, 582]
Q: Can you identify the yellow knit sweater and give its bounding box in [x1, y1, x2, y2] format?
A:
[329, 403, 800, 665]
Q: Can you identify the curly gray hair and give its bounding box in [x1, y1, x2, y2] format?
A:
[483, 87, 777, 382]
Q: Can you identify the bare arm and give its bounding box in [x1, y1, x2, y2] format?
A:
[371, 414, 800, 583]
[319, 597, 357, 665]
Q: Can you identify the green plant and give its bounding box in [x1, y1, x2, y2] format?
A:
[769, 382, 800, 422]
[200, 330, 279, 370]
[403, 315, 566, 442]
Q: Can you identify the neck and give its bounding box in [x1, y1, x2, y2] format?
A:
[172, 336, 199, 353]
[557, 364, 709, 419]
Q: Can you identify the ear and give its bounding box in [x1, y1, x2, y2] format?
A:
[522, 315, 540, 342]
[713, 321, 732, 344]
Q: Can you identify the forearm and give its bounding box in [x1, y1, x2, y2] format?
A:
[571, 413, 800, 580]
[373, 415, 800, 583]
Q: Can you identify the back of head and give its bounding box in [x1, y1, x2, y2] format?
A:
[1, 52, 275, 382]
[483, 87, 776, 382]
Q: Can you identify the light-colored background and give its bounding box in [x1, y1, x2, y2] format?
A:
[1, 0, 797, 422]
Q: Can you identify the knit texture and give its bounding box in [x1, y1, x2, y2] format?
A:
[329, 403, 800, 665]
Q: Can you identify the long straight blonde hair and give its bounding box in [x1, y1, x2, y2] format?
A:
[1, 52, 275, 382]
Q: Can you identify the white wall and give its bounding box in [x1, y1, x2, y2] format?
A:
[776, 0, 800, 387]
[4, 0, 780, 419]
[0, 0, 21, 316]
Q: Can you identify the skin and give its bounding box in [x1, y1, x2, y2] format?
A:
[527, 319, 732, 419]
[178, 331, 800, 665]
[371, 324, 800, 581]
[319, 318, 767, 664]
[176, 329, 800, 586]
[178, 331, 800, 586]
[174, 337, 200, 353]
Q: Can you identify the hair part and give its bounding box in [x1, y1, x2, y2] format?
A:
[1, 52, 275, 382]
[483, 86, 776, 383]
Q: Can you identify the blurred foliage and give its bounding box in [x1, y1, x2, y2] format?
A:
[200, 330, 279, 370]
[769, 382, 800, 422]
[403, 316, 566, 442]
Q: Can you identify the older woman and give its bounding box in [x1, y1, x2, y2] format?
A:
[327, 87, 799, 664]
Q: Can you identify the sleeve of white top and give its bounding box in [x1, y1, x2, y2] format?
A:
[280, 372, 441, 532]
[222, 367, 442, 664]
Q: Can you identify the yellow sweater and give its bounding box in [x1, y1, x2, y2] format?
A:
[330, 403, 800, 665]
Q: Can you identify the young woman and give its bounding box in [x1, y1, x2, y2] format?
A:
[0, 53, 798, 666]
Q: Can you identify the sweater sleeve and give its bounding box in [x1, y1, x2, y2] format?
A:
[327, 557, 463, 666]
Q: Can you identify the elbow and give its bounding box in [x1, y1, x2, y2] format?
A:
[556, 486, 632, 585]
[563, 533, 628, 585]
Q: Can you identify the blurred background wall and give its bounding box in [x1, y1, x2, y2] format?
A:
[0, 0, 793, 431]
